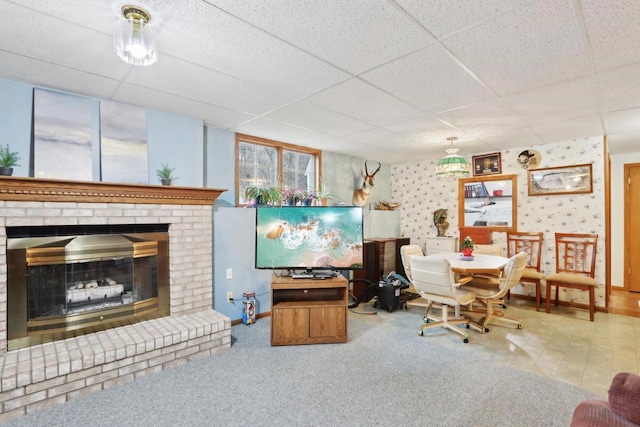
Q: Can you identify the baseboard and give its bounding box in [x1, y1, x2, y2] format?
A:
[508, 293, 608, 313]
[231, 311, 271, 326]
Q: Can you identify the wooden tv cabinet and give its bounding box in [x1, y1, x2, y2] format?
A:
[270, 274, 348, 346]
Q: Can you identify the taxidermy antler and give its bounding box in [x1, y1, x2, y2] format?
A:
[352, 160, 381, 206]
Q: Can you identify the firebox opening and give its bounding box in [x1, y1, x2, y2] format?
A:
[7, 224, 170, 350]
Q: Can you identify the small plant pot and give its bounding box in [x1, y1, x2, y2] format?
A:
[161, 178, 171, 186]
[0, 167, 14, 176]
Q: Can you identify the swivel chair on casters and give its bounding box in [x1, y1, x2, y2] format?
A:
[410, 256, 482, 343]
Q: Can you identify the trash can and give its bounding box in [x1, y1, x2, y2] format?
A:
[242, 291, 256, 325]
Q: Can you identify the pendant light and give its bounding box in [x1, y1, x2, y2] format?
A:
[436, 137, 470, 177]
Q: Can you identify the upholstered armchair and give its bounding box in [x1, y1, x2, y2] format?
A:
[571, 372, 640, 427]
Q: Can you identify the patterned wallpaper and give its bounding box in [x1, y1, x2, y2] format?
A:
[391, 138, 606, 307]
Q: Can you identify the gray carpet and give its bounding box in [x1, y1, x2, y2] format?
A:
[1, 310, 601, 427]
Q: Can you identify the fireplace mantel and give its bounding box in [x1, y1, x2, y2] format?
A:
[0, 176, 226, 205]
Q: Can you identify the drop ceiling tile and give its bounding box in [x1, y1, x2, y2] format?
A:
[232, 117, 335, 147]
[158, 1, 349, 99]
[361, 45, 495, 113]
[533, 115, 604, 144]
[344, 128, 409, 149]
[265, 101, 374, 138]
[382, 115, 459, 142]
[309, 136, 373, 158]
[504, 77, 599, 126]
[395, 0, 530, 39]
[476, 127, 546, 150]
[125, 56, 295, 116]
[442, 0, 589, 96]
[597, 63, 640, 113]
[0, 1, 130, 80]
[0, 51, 120, 100]
[581, 0, 640, 72]
[9, 0, 116, 35]
[604, 108, 640, 135]
[434, 99, 529, 136]
[305, 78, 425, 126]
[111, 83, 256, 130]
[211, 0, 433, 74]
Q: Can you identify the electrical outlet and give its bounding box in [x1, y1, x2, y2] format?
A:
[226, 268, 233, 279]
[226, 291, 233, 303]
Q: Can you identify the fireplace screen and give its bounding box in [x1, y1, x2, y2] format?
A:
[7, 231, 168, 350]
[28, 256, 157, 319]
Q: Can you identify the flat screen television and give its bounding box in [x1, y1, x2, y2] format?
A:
[255, 206, 363, 271]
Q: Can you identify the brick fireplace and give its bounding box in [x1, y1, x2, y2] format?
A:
[0, 177, 229, 421]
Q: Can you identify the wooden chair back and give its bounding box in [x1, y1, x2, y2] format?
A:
[554, 233, 598, 277]
[459, 227, 491, 251]
[506, 231, 543, 272]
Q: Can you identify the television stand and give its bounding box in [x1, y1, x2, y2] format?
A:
[271, 273, 348, 346]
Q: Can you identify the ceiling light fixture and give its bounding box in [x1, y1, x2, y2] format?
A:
[436, 137, 470, 177]
[114, 5, 157, 66]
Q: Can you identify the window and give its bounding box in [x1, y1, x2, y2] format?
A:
[236, 134, 321, 206]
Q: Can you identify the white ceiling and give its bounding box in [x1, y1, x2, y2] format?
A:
[1, 0, 639, 164]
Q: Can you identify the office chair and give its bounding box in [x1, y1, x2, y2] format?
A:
[410, 256, 481, 343]
[460, 252, 528, 331]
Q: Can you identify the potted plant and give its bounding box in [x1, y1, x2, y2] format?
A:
[315, 180, 335, 206]
[156, 163, 175, 185]
[461, 236, 475, 257]
[244, 185, 282, 206]
[0, 144, 20, 176]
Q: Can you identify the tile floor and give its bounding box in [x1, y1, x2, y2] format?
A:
[359, 296, 640, 397]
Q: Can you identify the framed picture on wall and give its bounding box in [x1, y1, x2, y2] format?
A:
[472, 152, 501, 176]
[527, 163, 593, 196]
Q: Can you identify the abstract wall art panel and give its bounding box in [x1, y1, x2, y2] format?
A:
[34, 88, 93, 180]
[100, 100, 148, 184]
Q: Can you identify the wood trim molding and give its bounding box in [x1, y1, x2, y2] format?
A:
[0, 176, 226, 205]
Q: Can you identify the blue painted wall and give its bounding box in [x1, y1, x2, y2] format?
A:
[147, 110, 204, 187]
[0, 77, 397, 322]
[0, 79, 32, 176]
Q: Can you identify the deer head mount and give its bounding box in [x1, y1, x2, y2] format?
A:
[352, 160, 381, 206]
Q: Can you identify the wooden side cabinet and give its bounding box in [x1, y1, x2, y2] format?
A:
[425, 236, 458, 255]
[271, 274, 348, 346]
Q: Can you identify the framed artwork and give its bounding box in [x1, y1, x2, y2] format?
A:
[100, 100, 149, 184]
[472, 152, 501, 176]
[34, 88, 93, 180]
[528, 164, 593, 196]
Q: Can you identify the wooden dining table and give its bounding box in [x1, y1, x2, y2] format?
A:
[424, 252, 509, 275]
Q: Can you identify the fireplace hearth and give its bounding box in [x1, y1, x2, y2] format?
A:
[7, 225, 169, 350]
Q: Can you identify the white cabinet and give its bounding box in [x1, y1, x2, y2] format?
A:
[425, 236, 458, 255]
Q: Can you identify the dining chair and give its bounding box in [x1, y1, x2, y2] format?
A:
[473, 244, 502, 256]
[506, 231, 544, 311]
[399, 244, 424, 285]
[545, 233, 598, 321]
[410, 256, 483, 342]
[460, 252, 528, 332]
[466, 244, 503, 289]
[459, 226, 491, 250]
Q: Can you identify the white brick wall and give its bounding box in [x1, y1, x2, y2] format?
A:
[0, 200, 216, 353]
[0, 200, 229, 420]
